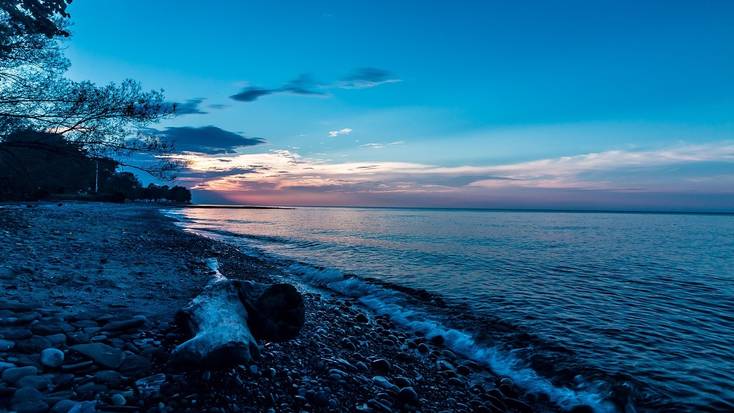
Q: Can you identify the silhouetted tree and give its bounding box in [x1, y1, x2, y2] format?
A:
[102, 172, 142, 200]
[166, 185, 192, 203]
[0, 129, 116, 199]
[0, 0, 185, 177]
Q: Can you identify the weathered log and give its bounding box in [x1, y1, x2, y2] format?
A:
[171, 260, 304, 368]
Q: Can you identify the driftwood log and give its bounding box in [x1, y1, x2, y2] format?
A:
[171, 260, 304, 368]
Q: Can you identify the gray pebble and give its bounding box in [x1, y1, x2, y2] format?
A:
[41, 348, 65, 368]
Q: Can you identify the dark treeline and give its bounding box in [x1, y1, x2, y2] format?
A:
[0, 130, 190, 202]
[0, 1, 189, 203]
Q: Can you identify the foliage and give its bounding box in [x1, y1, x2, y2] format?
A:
[0, 0, 186, 178]
[0, 130, 192, 202]
[0, 129, 115, 199]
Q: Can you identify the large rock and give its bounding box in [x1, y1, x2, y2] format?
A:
[69, 343, 124, 369]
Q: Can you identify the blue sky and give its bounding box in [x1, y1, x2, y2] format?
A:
[64, 0, 734, 210]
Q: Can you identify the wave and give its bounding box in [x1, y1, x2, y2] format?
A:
[285, 262, 617, 413]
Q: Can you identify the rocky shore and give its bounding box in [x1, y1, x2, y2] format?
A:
[0, 203, 567, 413]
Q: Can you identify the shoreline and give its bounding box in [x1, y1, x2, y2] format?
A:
[1, 202, 563, 413]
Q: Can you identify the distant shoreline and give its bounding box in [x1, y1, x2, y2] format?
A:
[173, 204, 293, 210]
[183, 203, 734, 216]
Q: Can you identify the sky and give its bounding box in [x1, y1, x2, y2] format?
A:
[64, 0, 734, 210]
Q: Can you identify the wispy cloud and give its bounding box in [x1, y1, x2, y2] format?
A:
[230, 68, 400, 102]
[328, 128, 353, 137]
[230, 75, 326, 102]
[163, 98, 208, 115]
[338, 67, 401, 89]
[361, 140, 404, 149]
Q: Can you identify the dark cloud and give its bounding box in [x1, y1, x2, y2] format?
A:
[230, 87, 275, 102]
[230, 74, 325, 102]
[163, 98, 208, 115]
[230, 68, 399, 103]
[208, 103, 230, 110]
[280, 74, 324, 96]
[338, 67, 401, 89]
[152, 126, 265, 154]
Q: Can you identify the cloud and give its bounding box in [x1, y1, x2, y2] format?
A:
[230, 68, 400, 103]
[281, 74, 324, 96]
[168, 142, 734, 197]
[230, 87, 275, 102]
[338, 67, 401, 89]
[361, 140, 404, 149]
[163, 98, 208, 115]
[208, 103, 230, 110]
[230, 74, 325, 102]
[361, 143, 384, 149]
[151, 126, 265, 154]
[328, 128, 352, 137]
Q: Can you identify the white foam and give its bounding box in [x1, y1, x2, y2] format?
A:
[287, 262, 617, 413]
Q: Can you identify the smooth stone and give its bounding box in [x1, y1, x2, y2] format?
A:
[46, 333, 67, 347]
[2, 366, 38, 384]
[75, 382, 108, 398]
[429, 335, 445, 345]
[15, 336, 52, 353]
[505, 398, 533, 413]
[135, 373, 166, 398]
[393, 376, 412, 388]
[371, 359, 391, 375]
[0, 300, 38, 312]
[437, 359, 455, 371]
[0, 361, 17, 372]
[101, 316, 147, 332]
[117, 352, 151, 377]
[51, 399, 77, 413]
[65, 331, 89, 345]
[110, 393, 126, 406]
[372, 376, 399, 393]
[0, 338, 15, 351]
[12, 386, 44, 404]
[12, 400, 49, 413]
[41, 348, 65, 368]
[31, 320, 73, 336]
[17, 374, 53, 389]
[94, 369, 123, 386]
[398, 386, 419, 404]
[70, 343, 124, 368]
[1, 328, 33, 339]
[569, 406, 595, 413]
[60, 360, 93, 372]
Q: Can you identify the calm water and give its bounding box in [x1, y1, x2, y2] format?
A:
[168, 207, 734, 412]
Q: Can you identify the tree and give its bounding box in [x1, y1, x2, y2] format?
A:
[102, 172, 142, 200]
[166, 185, 192, 203]
[0, 129, 116, 199]
[0, 0, 185, 177]
[0, 0, 71, 41]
